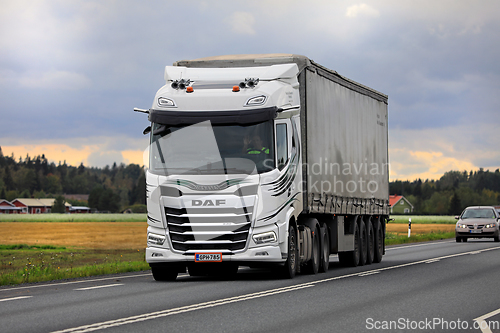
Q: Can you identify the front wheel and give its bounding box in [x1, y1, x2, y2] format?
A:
[151, 266, 178, 281]
[280, 225, 298, 279]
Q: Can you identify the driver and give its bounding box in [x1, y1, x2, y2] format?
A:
[243, 134, 270, 155]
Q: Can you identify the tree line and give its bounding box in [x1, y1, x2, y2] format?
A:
[390, 169, 500, 215]
[0, 147, 145, 213]
[1, 147, 498, 215]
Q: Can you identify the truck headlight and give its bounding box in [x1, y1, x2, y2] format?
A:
[148, 233, 166, 246]
[253, 231, 277, 244]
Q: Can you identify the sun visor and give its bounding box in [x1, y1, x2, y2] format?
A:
[149, 107, 279, 126]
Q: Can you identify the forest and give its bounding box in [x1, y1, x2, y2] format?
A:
[0, 147, 498, 214]
[390, 169, 500, 215]
[0, 148, 145, 213]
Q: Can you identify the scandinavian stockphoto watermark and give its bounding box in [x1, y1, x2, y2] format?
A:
[298, 157, 390, 195]
[366, 317, 500, 331]
[143, 120, 390, 195]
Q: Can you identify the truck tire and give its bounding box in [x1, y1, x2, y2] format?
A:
[373, 218, 384, 263]
[152, 267, 178, 281]
[319, 225, 330, 273]
[358, 219, 367, 266]
[280, 224, 298, 279]
[338, 221, 360, 267]
[304, 223, 320, 274]
[366, 219, 375, 265]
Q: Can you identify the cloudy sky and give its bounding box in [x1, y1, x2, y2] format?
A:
[1, 0, 499, 180]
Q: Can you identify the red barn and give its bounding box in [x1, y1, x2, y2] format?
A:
[11, 198, 71, 214]
[0, 199, 23, 214]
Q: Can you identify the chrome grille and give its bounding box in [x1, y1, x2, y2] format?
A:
[165, 205, 253, 252]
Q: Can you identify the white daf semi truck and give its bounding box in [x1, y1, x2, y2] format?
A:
[135, 54, 389, 281]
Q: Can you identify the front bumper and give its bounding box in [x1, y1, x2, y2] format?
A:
[146, 244, 284, 264]
[456, 228, 499, 238]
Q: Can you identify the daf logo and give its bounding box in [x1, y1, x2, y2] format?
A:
[192, 199, 226, 206]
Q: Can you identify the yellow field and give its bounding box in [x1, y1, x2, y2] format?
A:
[386, 223, 455, 235]
[0, 222, 454, 249]
[0, 222, 148, 249]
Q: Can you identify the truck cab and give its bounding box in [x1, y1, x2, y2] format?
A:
[142, 62, 303, 280]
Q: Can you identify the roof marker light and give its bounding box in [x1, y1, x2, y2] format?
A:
[233, 86, 240, 92]
[186, 86, 194, 93]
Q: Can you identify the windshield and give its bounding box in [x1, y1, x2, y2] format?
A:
[461, 208, 496, 219]
[149, 120, 275, 175]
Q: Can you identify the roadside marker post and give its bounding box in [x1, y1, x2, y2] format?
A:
[408, 218, 411, 238]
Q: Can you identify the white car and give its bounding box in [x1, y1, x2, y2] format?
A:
[455, 206, 500, 242]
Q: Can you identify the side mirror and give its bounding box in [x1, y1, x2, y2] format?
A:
[455, 216, 460, 220]
[143, 126, 151, 135]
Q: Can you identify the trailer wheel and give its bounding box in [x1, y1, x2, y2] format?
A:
[304, 223, 320, 274]
[373, 218, 384, 263]
[358, 219, 367, 266]
[151, 267, 178, 281]
[319, 225, 330, 273]
[338, 220, 360, 267]
[366, 219, 375, 265]
[280, 224, 298, 279]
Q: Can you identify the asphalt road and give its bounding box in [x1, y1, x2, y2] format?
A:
[2, 239, 500, 333]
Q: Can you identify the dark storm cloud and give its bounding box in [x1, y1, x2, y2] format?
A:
[0, 0, 498, 173]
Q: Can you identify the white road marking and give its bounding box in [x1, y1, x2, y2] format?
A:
[0, 296, 33, 302]
[0, 273, 151, 292]
[387, 240, 454, 251]
[52, 245, 500, 333]
[474, 307, 500, 333]
[424, 259, 440, 264]
[74, 284, 124, 291]
[358, 271, 380, 277]
[51, 284, 315, 333]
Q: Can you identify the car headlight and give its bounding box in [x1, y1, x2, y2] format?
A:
[252, 231, 277, 244]
[485, 223, 497, 229]
[457, 223, 467, 229]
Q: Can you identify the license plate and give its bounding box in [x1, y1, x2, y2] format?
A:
[470, 230, 482, 234]
[195, 253, 222, 262]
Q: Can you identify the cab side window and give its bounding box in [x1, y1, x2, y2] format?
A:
[276, 124, 288, 170]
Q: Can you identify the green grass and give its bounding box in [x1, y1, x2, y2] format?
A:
[385, 231, 455, 246]
[0, 213, 147, 222]
[0, 245, 149, 286]
[390, 215, 457, 224]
